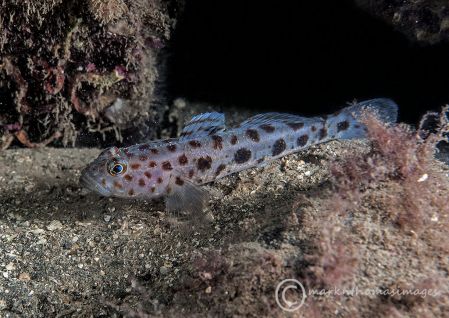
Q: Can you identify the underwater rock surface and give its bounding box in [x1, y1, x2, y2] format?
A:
[0, 0, 182, 149]
[0, 127, 448, 316]
[356, 0, 449, 44]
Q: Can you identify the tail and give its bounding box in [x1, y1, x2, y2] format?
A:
[344, 98, 398, 124]
[328, 98, 399, 140]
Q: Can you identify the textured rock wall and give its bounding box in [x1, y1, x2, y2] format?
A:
[356, 0, 449, 44]
[0, 0, 183, 149]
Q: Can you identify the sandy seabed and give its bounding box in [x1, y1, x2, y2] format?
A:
[0, 136, 448, 317]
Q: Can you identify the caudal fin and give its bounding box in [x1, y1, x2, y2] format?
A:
[345, 98, 399, 124]
[328, 98, 399, 140]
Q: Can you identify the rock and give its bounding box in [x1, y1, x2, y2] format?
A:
[355, 0, 449, 45]
[0, 0, 185, 148]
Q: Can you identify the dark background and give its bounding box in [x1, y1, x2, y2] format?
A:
[167, 0, 449, 125]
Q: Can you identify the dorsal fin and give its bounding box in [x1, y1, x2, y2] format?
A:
[238, 112, 320, 127]
[179, 112, 225, 140]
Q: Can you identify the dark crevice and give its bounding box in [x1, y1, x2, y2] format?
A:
[167, 0, 449, 125]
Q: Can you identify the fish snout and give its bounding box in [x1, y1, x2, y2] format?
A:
[79, 169, 111, 196]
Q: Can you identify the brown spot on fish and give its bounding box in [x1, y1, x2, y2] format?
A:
[215, 164, 226, 176]
[188, 169, 195, 178]
[178, 154, 188, 165]
[150, 148, 158, 154]
[211, 135, 223, 150]
[272, 138, 286, 156]
[167, 144, 177, 152]
[246, 129, 260, 142]
[130, 163, 141, 170]
[297, 134, 309, 147]
[139, 155, 148, 161]
[150, 186, 155, 193]
[138, 178, 146, 187]
[287, 122, 304, 131]
[319, 127, 327, 140]
[144, 171, 152, 179]
[157, 177, 163, 184]
[337, 120, 350, 132]
[138, 144, 149, 151]
[197, 156, 212, 172]
[189, 140, 201, 148]
[260, 124, 275, 133]
[230, 135, 238, 145]
[124, 174, 133, 182]
[175, 177, 184, 186]
[162, 161, 173, 171]
[311, 126, 317, 132]
[128, 189, 135, 196]
[149, 161, 157, 168]
[166, 186, 172, 194]
[234, 148, 251, 164]
[124, 149, 133, 158]
[101, 178, 106, 186]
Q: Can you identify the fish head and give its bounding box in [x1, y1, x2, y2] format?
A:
[80, 146, 130, 197]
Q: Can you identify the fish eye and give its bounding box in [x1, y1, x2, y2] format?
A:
[108, 161, 127, 176]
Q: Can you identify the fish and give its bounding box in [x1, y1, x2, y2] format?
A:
[80, 98, 398, 215]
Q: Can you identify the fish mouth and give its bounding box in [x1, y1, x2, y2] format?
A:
[79, 172, 111, 197]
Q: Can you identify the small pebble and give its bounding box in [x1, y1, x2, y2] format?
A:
[18, 272, 31, 282]
[159, 266, 170, 275]
[30, 228, 45, 235]
[47, 220, 63, 231]
[37, 238, 47, 245]
[417, 173, 428, 182]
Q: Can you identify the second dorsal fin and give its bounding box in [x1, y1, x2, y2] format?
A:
[238, 112, 320, 128]
[179, 112, 225, 140]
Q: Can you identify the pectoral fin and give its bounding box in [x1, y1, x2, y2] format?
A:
[165, 175, 209, 218]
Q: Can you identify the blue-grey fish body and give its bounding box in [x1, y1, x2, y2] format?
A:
[80, 98, 398, 214]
